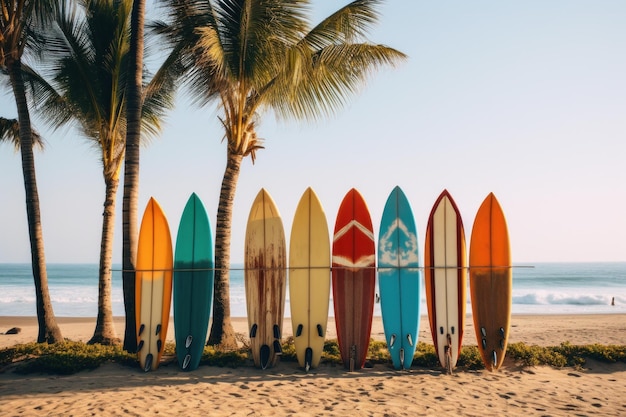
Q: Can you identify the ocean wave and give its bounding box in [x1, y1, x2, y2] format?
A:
[513, 293, 622, 306]
[0, 290, 124, 305]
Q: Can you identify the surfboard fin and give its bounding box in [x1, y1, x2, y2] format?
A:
[260, 345, 271, 369]
[406, 334, 413, 346]
[389, 334, 396, 348]
[138, 324, 145, 336]
[305, 347, 313, 372]
[482, 339, 487, 349]
[481, 327, 487, 337]
[144, 354, 153, 372]
[492, 350, 498, 369]
[182, 354, 191, 370]
[185, 335, 193, 348]
[499, 327, 505, 337]
[273, 340, 283, 356]
[445, 334, 453, 375]
[349, 345, 357, 372]
[273, 324, 281, 339]
[296, 324, 303, 337]
[155, 324, 161, 335]
[317, 324, 324, 337]
[500, 339, 505, 349]
[250, 323, 257, 338]
[137, 340, 144, 352]
[399, 348, 405, 368]
[157, 339, 162, 353]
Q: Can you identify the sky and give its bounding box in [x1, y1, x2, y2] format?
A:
[1, 0, 625, 265]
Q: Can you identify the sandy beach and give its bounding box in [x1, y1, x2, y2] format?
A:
[1, 314, 625, 416]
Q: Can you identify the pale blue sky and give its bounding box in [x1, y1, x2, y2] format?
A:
[1, 1, 625, 264]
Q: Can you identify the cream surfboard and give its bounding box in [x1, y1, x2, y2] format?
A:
[424, 190, 467, 373]
[136, 197, 173, 372]
[289, 187, 331, 371]
[245, 189, 287, 369]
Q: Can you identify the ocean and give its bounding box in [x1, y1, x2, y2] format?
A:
[0, 263, 624, 318]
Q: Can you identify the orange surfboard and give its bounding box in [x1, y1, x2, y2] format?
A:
[332, 188, 376, 371]
[136, 197, 173, 372]
[469, 193, 512, 371]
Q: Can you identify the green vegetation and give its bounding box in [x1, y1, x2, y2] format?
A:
[507, 342, 626, 368]
[0, 341, 136, 375]
[200, 346, 248, 368]
[2, 338, 624, 375]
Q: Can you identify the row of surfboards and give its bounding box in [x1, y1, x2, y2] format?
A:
[135, 187, 511, 374]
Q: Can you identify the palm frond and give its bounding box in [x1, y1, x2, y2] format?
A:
[141, 46, 180, 139]
[157, 0, 405, 143]
[302, 0, 381, 49]
[270, 42, 406, 121]
[20, 61, 74, 128]
[150, 0, 222, 106]
[0, 116, 45, 151]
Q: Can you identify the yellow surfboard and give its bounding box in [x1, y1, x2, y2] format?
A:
[289, 187, 331, 371]
[136, 197, 173, 372]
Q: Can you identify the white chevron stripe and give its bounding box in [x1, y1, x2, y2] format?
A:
[332, 254, 376, 269]
[333, 220, 374, 242]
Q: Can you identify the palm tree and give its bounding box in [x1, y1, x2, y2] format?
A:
[121, 0, 184, 352]
[34, 0, 175, 344]
[121, 0, 146, 353]
[1, 0, 63, 343]
[154, 0, 406, 348]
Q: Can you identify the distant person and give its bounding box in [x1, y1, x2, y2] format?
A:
[611, 297, 615, 306]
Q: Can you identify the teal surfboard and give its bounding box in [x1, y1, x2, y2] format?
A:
[174, 193, 214, 371]
[377, 186, 421, 370]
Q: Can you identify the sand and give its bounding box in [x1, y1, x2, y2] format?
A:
[1, 314, 625, 416]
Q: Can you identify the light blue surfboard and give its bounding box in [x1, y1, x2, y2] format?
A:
[174, 193, 214, 371]
[378, 186, 421, 370]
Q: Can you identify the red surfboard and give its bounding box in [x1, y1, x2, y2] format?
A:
[332, 188, 376, 371]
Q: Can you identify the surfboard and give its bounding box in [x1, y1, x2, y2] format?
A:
[424, 190, 467, 373]
[289, 187, 331, 371]
[469, 192, 512, 372]
[244, 188, 287, 369]
[332, 188, 376, 371]
[136, 197, 173, 372]
[378, 186, 421, 370]
[173, 193, 214, 371]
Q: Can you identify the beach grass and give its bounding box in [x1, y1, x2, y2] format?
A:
[2, 337, 625, 375]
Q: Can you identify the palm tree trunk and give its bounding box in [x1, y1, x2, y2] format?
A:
[89, 175, 121, 345]
[121, 0, 145, 353]
[207, 150, 241, 349]
[8, 58, 63, 344]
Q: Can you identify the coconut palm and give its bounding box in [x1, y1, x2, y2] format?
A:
[120, 0, 146, 353]
[154, 0, 406, 348]
[1, 0, 63, 343]
[121, 0, 184, 352]
[33, 0, 175, 344]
